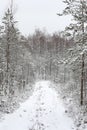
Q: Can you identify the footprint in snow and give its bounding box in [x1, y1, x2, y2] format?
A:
[35, 114, 38, 118]
[23, 109, 27, 112]
[19, 114, 22, 117]
[41, 102, 44, 105]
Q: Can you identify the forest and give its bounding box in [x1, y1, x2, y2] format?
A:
[0, 0, 87, 129]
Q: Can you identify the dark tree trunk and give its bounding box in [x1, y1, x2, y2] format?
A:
[81, 53, 84, 105]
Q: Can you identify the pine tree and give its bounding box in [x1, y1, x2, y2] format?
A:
[58, 0, 87, 105]
[2, 6, 19, 95]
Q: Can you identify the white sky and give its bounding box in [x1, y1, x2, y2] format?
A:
[0, 0, 71, 35]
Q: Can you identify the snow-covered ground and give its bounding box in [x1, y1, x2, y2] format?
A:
[0, 81, 76, 130]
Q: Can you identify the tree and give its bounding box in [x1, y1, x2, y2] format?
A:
[3, 9, 19, 70]
[58, 0, 87, 105]
[1, 5, 19, 96]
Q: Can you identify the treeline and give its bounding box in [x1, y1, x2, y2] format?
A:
[27, 29, 74, 82]
[0, 6, 74, 104]
[1, 2, 87, 108]
[0, 8, 35, 105]
[27, 28, 87, 106]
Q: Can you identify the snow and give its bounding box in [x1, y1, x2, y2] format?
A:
[0, 81, 75, 130]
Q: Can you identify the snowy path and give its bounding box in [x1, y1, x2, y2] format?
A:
[0, 81, 75, 130]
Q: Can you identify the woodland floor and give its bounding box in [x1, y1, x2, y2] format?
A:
[0, 81, 77, 130]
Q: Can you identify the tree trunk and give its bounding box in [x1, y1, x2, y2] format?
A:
[6, 42, 10, 73]
[81, 53, 84, 105]
[80, 0, 85, 105]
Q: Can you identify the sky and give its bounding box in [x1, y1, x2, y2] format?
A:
[0, 0, 71, 35]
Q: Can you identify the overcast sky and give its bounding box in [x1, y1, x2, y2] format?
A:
[0, 0, 71, 35]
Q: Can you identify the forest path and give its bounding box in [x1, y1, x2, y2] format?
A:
[0, 81, 75, 130]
